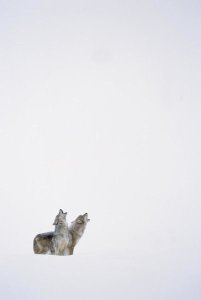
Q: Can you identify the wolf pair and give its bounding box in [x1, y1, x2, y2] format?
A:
[33, 210, 90, 256]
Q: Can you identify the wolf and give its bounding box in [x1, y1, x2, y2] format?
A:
[66, 213, 90, 255]
[33, 209, 69, 255]
[33, 212, 90, 255]
[51, 209, 69, 255]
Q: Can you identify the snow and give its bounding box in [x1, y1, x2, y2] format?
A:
[0, 244, 200, 300]
[0, 0, 201, 299]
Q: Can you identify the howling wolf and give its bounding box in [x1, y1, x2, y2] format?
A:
[66, 213, 90, 255]
[33, 209, 69, 255]
[33, 211, 90, 255]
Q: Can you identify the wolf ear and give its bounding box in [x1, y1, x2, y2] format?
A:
[59, 209, 63, 214]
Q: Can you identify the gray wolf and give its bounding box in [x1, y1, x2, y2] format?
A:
[33, 209, 69, 255]
[66, 213, 90, 255]
[33, 211, 90, 255]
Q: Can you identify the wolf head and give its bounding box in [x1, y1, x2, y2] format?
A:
[74, 213, 90, 224]
[53, 209, 67, 225]
[71, 213, 90, 235]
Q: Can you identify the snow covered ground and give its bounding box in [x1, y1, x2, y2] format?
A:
[1, 1, 201, 299]
[1, 243, 200, 300]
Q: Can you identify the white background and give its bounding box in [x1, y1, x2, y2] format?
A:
[0, 1, 201, 299]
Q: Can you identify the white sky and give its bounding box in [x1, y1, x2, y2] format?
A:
[0, 1, 201, 299]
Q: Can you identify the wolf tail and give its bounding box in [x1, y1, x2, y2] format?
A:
[33, 235, 41, 254]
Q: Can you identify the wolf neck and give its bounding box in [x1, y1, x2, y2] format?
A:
[70, 224, 86, 238]
[55, 222, 68, 237]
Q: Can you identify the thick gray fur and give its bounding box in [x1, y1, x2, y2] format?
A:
[67, 213, 90, 255]
[33, 209, 69, 256]
[33, 212, 90, 256]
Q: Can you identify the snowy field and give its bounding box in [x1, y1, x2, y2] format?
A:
[1, 1, 201, 299]
[1, 246, 201, 300]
